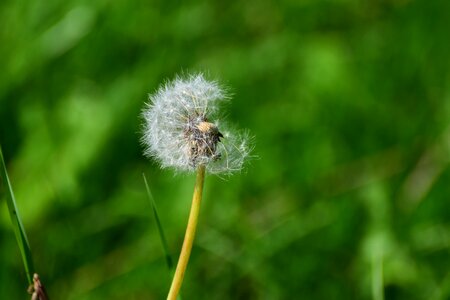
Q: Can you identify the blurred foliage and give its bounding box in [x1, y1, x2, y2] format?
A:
[1, 0, 450, 299]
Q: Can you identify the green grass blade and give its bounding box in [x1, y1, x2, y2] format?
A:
[0, 145, 35, 285]
[143, 174, 182, 300]
[142, 173, 173, 271]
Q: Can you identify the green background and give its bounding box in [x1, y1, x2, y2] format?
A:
[1, 0, 449, 299]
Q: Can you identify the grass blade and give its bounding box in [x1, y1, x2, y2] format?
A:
[142, 173, 173, 271]
[143, 173, 182, 300]
[0, 145, 35, 285]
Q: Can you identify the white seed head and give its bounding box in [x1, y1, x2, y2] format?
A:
[141, 73, 251, 174]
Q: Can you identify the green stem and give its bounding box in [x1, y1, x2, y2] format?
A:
[143, 173, 173, 271]
[0, 146, 35, 285]
[167, 165, 205, 300]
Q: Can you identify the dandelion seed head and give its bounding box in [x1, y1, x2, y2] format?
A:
[142, 73, 250, 174]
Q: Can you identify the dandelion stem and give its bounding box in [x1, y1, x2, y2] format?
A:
[167, 165, 205, 300]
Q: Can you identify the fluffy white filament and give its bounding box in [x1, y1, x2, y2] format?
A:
[142, 73, 250, 174]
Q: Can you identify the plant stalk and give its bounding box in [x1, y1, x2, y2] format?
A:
[0, 146, 35, 285]
[167, 165, 205, 300]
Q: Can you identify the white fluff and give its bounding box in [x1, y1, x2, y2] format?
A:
[141, 73, 250, 174]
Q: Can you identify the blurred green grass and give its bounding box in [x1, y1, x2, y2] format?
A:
[1, 0, 449, 299]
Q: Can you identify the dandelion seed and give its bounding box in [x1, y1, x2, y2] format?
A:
[141, 73, 250, 174]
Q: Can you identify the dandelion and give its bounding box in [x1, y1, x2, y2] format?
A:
[141, 73, 251, 300]
[142, 73, 250, 174]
